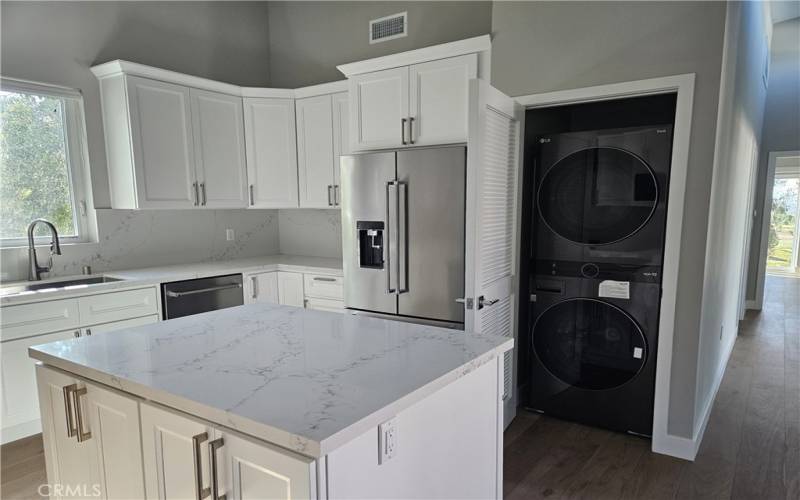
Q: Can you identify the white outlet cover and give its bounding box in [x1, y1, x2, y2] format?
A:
[226, 229, 235, 241]
[378, 417, 397, 464]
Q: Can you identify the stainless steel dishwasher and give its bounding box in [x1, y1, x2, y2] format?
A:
[161, 274, 244, 320]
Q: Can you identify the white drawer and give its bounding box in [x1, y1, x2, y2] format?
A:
[303, 274, 343, 300]
[79, 287, 159, 326]
[305, 297, 345, 313]
[0, 299, 81, 342]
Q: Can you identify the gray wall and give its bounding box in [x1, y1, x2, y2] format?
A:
[266, 1, 492, 87]
[1, 1, 272, 209]
[278, 210, 343, 259]
[746, 17, 800, 300]
[491, 1, 727, 438]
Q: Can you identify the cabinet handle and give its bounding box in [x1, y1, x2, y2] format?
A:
[85, 328, 92, 336]
[209, 438, 226, 500]
[193, 432, 211, 500]
[409, 117, 415, 144]
[73, 387, 91, 442]
[327, 185, 333, 206]
[200, 183, 207, 206]
[313, 277, 337, 282]
[249, 184, 254, 206]
[193, 182, 200, 206]
[73, 330, 80, 338]
[334, 185, 340, 206]
[62, 384, 78, 438]
[401, 118, 407, 145]
[251, 276, 258, 299]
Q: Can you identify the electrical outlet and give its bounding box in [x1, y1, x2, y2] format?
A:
[226, 229, 235, 241]
[378, 417, 397, 464]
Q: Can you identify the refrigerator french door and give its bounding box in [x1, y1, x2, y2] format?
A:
[341, 146, 466, 327]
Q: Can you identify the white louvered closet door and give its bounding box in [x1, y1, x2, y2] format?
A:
[465, 79, 523, 429]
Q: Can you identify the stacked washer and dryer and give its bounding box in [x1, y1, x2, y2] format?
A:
[524, 96, 676, 437]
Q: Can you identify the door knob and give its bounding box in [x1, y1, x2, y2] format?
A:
[478, 296, 500, 310]
[455, 297, 474, 310]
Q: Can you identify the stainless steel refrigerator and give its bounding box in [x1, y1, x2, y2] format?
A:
[340, 146, 466, 328]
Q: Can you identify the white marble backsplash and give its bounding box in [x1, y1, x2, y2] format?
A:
[278, 209, 342, 259]
[1, 209, 279, 282]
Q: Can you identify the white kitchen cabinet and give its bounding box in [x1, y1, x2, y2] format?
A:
[296, 94, 336, 208]
[190, 89, 248, 208]
[125, 75, 197, 209]
[277, 272, 305, 307]
[78, 287, 158, 327]
[408, 54, 477, 146]
[140, 402, 215, 500]
[83, 314, 159, 337]
[215, 431, 315, 500]
[36, 365, 98, 499]
[0, 298, 80, 342]
[348, 54, 476, 151]
[349, 67, 409, 150]
[245, 271, 279, 305]
[305, 297, 345, 313]
[84, 380, 146, 499]
[1, 330, 77, 443]
[332, 91, 350, 198]
[243, 98, 299, 208]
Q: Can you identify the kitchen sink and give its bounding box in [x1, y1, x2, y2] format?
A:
[0, 276, 124, 297]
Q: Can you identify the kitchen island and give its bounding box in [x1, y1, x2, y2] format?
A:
[29, 303, 513, 499]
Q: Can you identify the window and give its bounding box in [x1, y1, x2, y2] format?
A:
[0, 78, 89, 246]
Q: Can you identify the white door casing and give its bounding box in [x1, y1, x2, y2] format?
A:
[464, 79, 523, 429]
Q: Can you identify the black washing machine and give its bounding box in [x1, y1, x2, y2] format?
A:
[535, 125, 673, 267]
[528, 262, 661, 436]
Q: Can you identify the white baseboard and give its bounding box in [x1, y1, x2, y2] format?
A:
[745, 299, 760, 310]
[1, 418, 41, 444]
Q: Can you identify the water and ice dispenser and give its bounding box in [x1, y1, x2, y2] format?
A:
[357, 221, 384, 269]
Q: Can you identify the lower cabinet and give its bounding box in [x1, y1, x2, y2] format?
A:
[244, 271, 280, 305]
[277, 272, 305, 307]
[305, 297, 345, 313]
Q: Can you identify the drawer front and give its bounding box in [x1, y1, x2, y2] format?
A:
[84, 314, 159, 336]
[0, 299, 80, 342]
[305, 297, 345, 313]
[303, 274, 343, 300]
[79, 287, 159, 326]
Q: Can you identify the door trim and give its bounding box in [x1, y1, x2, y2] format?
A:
[514, 73, 696, 459]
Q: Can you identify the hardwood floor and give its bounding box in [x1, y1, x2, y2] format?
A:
[2, 276, 797, 499]
[505, 275, 800, 500]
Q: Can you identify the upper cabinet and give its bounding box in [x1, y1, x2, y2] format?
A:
[244, 98, 298, 208]
[349, 67, 409, 150]
[295, 88, 349, 208]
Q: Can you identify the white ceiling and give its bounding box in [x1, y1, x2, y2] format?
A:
[770, 1, 800, 24]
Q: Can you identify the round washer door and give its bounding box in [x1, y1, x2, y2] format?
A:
[532, 298, 647, 390]
[537, 147, 658, 245]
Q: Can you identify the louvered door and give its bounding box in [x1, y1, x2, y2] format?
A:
[464, 79, 522, 428]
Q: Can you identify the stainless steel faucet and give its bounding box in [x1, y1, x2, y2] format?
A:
[27, 219, 62, 281]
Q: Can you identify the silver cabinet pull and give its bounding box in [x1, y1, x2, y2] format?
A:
[408, 117, 415, 144]
[193, 182, 200, 206]
[251, 276, 258, 299]
[313, 277, 337, 282]
[165, 283, 242, 298]
[193, 432, 211, 500]
[200, 183, 207, 206]
[209, 438, 226, 500]
[73, 387, 91, 442]
[334, 185, 340, 206]
[401, 118, 407, 145]
[327, 185, 333, 206]
[85, 328, 92, 336]
[73, 330, 80, 338]
[249, 184, 254, 206]
[62, 384, 78, 438]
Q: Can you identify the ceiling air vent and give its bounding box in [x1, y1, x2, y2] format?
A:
[369, 12, 407, 44]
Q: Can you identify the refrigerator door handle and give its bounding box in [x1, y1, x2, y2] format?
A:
[386, 181, 398, 294]
[397, 181, 408, 293]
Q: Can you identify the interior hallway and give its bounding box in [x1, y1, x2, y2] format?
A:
[503, 274, 799, 499]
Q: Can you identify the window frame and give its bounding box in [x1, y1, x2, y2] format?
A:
[0, 77, 91, 247]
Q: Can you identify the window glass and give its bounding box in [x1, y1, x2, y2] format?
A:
[1, 90, 79, 239]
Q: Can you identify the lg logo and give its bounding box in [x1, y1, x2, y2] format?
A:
[38, 483, 102, 497]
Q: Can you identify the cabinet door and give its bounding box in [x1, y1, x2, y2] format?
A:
[409, 54, 477, 146]
[84, 314, 159, 337]
[296, 95, 336, 208]
[245, 272, 279, 305]
[277, 272, 305, 307]
[140, 403, 215, 500]
[126, 75, 197, 209]
[2, 330, 77, 443]
[214, 431, 315, 500]
[36, 365, 98, 499]
[243, 98, 299, 208]
[190, 89, 248, 208]
[84, 381, 145, 499]
[305, 297, 345, 313]
[349, 67, 409, 151]
[332, 91, 350, 204]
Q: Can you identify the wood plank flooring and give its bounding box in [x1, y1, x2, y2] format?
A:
[505, 275, 800, 499]
[1, 276, 797, 499]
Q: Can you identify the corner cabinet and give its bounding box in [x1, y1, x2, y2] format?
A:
[243, 98, 299, 208]
[348, 54, 477, 151]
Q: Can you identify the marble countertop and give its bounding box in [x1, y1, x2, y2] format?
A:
[1, 255, 342, 306]
[29, 303, 512, 458]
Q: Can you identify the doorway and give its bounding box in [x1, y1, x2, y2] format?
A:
[766, 155, 800, 275]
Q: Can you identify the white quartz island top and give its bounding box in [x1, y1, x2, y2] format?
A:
[29, 303, 513, 458]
